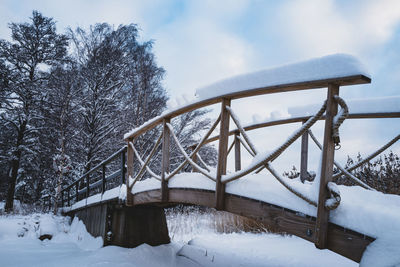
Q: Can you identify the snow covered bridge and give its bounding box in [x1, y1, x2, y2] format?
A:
[60, 54, 400, 264]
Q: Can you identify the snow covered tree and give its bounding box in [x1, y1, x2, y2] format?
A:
[0, 11, 68, 212]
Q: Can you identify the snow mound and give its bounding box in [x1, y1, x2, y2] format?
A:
[196, 54, 369, 100]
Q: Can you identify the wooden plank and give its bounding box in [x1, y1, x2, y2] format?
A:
[215, 98, 231, 210]
[124, 75, 370, 140]
[315, 84, 339, 249]
[300, 121, 308, 183]
[126, 139, 134, 206]
[102, 164, 106, 194]
[161, 118, 171, 202]
[120, 148, 126, 185]
[234, 132, 241, 171]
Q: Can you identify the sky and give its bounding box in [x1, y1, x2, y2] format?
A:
[1, 0, 399, 172]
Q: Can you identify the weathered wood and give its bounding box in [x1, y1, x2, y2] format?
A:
[126, 139, 134, 206]
[315, 84, 339, 249]
[67, 189, 70, 206]
[75, 183, 79, 202]
[300, 121, 308, 183]
[124, 75, 370, 140]
[203, 112, 400, 145]
[161, 118, 171, 202]
[120, 149, 126, 185]
[86, 174, 90, 199]
[131, 188, 373, 262]
[102, 164, 106, 194]
[215, 98, 231, 210]
[110, 205, 170, 248]
[234, 132, 241, 171]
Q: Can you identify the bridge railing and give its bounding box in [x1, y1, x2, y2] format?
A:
[59, 146, 126, 208]
[124, 74, 375, 249]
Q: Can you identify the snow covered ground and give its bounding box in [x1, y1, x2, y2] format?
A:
[0, 212, 359, 267]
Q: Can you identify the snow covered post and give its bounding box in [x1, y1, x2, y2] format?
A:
[161, 118, 171, 202]
[120, 148, 126, 185]
[234, 131, 241, 171]
[315, 84, 339, 249]
[215, 98, 231, 210]
[300, 121, 309, 183]
[126, 139, 134, 206]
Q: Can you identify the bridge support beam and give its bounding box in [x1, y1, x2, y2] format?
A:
[215, 98, 231, 210]
[315, 84, 339, 249]
[69, 203, 170, 248]
[126, 139, 134, 206]
[161, 118, 171, 202]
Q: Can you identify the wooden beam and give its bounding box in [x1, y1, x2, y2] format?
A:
[161, 118, 171, 202]
[126, 139, 134, 206]
[120, 148, 126, 185]
[315, 84, 339, 249]
[124, 75, 371, 140]
[215, 98, 231, 210]
[300, 121, 309, 183]
[234, 132, 241, 171]
[202, 112, 400, 145]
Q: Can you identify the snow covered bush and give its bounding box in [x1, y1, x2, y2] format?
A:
[334, 151, 400, 195]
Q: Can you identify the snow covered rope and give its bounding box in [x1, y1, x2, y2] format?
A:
[224, 104, 333, 208]
[325, 182, 341, 210]
[332, 95, 349, 149]
[128, 134, 162, 189]
[166, 123, 216, 181]
[223, 100, 327, 184]
[308, 129, 374, 190]
[332, 133, 400, 181]
[165, 115, 220, 181]
[129, 141, 162, 183]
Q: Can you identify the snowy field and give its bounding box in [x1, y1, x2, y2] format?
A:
[0, 212, 358, 267]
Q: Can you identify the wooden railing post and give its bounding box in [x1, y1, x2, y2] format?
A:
[102, 164, 106, 194]
[161, 118, 171, 202]
[234, 131, 241, 171]
[75, 182, 79, 202]
[126, 139, 134, 206]
[215, 98, 231, 210]
[300, 121, 309, 183]
[121, 148, 126, 185]
[67, 188, 70, 206]
[86, 174, 90, 199]
[315, 84, 339, 249]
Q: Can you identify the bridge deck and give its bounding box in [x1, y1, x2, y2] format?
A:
[64, 172, 400, 242]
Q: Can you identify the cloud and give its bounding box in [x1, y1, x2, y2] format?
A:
[152, 1, 254, 98]
[278, 0, 400, 58]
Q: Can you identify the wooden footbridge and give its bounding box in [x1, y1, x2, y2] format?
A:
[60, 55, 400, 263]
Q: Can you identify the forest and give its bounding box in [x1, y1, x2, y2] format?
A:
[0, 11, 216, 213]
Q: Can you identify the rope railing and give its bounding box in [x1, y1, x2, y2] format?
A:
[308, 129, 374, 190]
[128, 134, 163, 188]
[166, 123, 216, 181]
[332, 133, 400, 180]
[222, 100, 327, 184]
[165, 115, 220, 181]
[129, 141, 161, 181]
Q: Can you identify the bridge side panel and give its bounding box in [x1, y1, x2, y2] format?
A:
[71, 204, 108, 240]
[111, 205, 170, 248]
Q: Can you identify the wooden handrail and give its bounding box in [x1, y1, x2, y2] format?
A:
[124, 75, 370, 140]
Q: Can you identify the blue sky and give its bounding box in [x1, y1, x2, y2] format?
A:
[1, 0, 399, 171]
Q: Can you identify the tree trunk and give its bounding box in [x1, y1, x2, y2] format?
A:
[5, 121, 27, 212]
